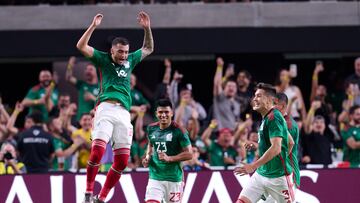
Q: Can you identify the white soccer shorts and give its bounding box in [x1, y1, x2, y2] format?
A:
[145, 179, 184, 203]
[92, 102, 133, 150]
[239, 172, 295, 203]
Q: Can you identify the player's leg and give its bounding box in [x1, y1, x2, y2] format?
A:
[237, 172, 266, 203]
[265, 174, 295, 203]
[164, 180, 184, 203]
[97, 106, 133, 201]
[145, 179, 166, 203]
[84, 105, 113, 201]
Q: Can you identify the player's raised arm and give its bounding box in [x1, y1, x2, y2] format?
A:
[138, 11, 154, 60]
[76, 14, 103, 58]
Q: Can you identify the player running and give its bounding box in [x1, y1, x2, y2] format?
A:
[234, 83, 294, 203]
[142, 98, 193, 203]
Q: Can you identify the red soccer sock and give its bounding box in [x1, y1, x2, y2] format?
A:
[98, 148, 130, 201]
[86, 139, 106, 193]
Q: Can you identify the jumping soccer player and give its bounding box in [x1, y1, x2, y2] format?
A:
[234, 83, 294, 203]
[142, 98, 193, 203]
[77, 11, 154, 203]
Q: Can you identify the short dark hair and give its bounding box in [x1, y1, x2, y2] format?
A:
[157, 98, 173, 109]
[28, 110, 44, 124]
[276, 92, 288, 104]
[80, 113, 92, 119]
[224, 77, 237, 85]
[112, 37, 129, 46]
[349, 105, 360, 115]
[59, 92, 71, 98]
[239, 70, 252, 80]
[256, 82, 277, 97]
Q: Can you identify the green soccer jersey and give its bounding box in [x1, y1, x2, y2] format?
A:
[87, 48, 142, 111]
[342, 126, 360, 167]
[147, 122, 191, 182]
[208, 141, 237, 166]
[256, 109, 292, 178]
[284, 114, 300, 188]
[131, 139, 148, 160]
[131, 89, 149, 106]
[75, 80, 99, 121]
[25, 84, 59, 122]
[52, 137, 71, 171]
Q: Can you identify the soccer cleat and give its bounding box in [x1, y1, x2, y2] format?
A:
[83, 193, 93, 203]
[93, 195, 105, 203]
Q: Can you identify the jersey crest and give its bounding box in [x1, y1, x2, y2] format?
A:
[165, 133, 173, 141]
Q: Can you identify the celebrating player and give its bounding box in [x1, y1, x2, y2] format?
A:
[142, 98, 193, 203]
[234, 83, 294, 203]
[77, 11, 154, 203]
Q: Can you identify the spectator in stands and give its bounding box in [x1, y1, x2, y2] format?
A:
[2, 102, 25, 144]
[49, 93, 71, 118]
[310, 61, 334, 125]
[183, 146, 210, 171]
[22, 70, 59, 122]
[47, 117, 84, 171]
[130, 107, 147, 168]
[70, 113, 92, 169]
[212, 57, 241, 130]
[130, 74, 150, 118]
[0, 101, 10, 142]
[201, 120, 238, 167]
[17, 111, 55, 173]
[66, 56, 99, 121]
[302, 101, 334, 165]
[338, 82, 360, 124]
[173, 84, 207, 127]
[154, 58, 172, 101]
[341, 105, 360, 168]
[236, 70, 254, 119]
[232, 116, 253, 164]
[345, 57, 360, 88]
[0, 141, 26, 174]
[275, 68, 306, 120]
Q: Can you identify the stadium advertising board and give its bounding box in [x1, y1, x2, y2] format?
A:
[0, 169, 359, 203]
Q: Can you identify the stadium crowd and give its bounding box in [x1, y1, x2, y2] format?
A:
[0, 56, 359, 175]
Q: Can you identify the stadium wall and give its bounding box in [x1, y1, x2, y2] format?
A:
[0, 169, 359, 203]
[1, 2, 360, 58]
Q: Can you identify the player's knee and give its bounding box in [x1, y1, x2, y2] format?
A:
[89, 139, 106, 164]
[112, 148, 130, 171]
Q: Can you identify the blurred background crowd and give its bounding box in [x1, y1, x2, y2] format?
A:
[1, 53, 360, 175]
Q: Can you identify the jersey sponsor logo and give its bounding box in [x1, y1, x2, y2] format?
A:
[166, 133, 173, 141]
[115, 67, 128, 78]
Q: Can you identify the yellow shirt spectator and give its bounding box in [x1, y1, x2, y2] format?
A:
[71, 128, 91, 168]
